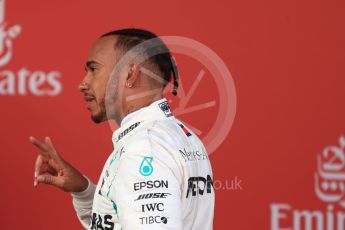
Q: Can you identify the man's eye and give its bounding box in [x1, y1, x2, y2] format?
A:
[86, 66, 96, 72]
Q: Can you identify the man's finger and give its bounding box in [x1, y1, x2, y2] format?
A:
[34, 154, 50, 187]
[34, 154, 50, 173]
[35, 155, 44, 173]
[29, 136, 49, 152]
[34, 155, 43, 187]
[44, 136, 63, 163]
[36, 174, 61, 187]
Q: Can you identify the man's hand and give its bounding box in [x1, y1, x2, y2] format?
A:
[29, 136, 88, 193]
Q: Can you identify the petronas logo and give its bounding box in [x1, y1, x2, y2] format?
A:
[139, 157, 153, 176]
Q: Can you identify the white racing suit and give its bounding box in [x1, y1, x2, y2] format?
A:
[72, 98, 215, 230]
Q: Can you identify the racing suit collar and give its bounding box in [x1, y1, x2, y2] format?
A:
[120, 105, 146, 127]
[112, 97, 173, 144]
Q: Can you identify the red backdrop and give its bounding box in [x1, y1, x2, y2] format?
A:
[1, 0, 345, 229]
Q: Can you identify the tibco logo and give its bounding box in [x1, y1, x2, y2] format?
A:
[270, 135, 345, 230]
[139, 216, 168, 225]
[0, 0, 62, 96]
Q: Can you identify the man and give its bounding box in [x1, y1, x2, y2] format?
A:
[30, 28, 214, 230]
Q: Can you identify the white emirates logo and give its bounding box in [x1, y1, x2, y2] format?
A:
[0, 0, 21, 67]
[271, 135, 345, 230]
[315, 136, 345, 207]
[0, 0, 62, 96]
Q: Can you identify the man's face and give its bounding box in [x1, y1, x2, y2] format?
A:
[79, 36, 118, 123]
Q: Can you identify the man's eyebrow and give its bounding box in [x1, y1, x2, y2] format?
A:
[85, 60, 100, 68]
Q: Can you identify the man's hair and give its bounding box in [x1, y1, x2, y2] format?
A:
[101, 28, 179, 95]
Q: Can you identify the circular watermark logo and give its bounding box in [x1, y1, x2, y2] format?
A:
[105, 36, 237, 155]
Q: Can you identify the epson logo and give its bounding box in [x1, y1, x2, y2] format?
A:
[141, 203, 165, 212]
[134, 192, 171, 201]
[134, 180, 168, 191]
[186, 175, 214, 198]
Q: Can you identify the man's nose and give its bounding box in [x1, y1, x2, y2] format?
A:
[79, 71, 93, 92]
[78, 80, 89, 92]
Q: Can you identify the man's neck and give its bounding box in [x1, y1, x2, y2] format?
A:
[120, 94, 163, 125]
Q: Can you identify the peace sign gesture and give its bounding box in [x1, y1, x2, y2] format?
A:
[29, 136, 88, 193]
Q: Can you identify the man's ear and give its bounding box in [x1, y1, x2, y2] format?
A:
[126, 64, 140, 88]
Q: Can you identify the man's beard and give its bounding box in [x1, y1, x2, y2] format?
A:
[91, 73, 120, 124]
[91, 85, 119, 124]
[104, 75, 121, 123]
[91, 98, 106, 123]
